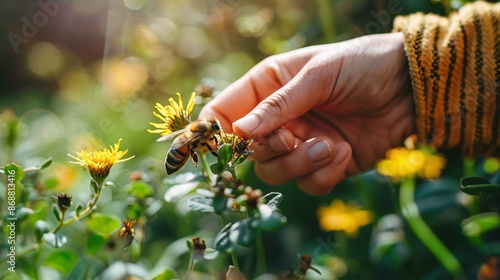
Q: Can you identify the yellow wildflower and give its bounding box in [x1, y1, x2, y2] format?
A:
[68, 139, 134, 185]
[376, 145, 446, 181]
[317, 199, 372, 236]
[148, 92, 195, 137]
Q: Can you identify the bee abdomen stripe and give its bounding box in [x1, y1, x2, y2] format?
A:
[393, 1, 500, 157]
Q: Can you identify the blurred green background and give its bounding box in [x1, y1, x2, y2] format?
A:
[1, 0, 500, 279]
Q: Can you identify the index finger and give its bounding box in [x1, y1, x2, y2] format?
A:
[198, 45, 323, 133]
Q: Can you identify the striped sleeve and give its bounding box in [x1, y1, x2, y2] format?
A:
[393, 1, 500, 156]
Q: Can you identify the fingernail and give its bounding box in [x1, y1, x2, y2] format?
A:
[333, 142, 349, 164]
[234, 114, 260, 134]
[268, 133, 291, 153]
[307, 140, 332, 162]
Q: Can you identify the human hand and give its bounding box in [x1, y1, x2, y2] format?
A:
[199, 32, 415, 195]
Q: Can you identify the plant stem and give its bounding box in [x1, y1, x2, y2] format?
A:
[184, 258, 195, 280]
[255, 232, 266, 275]
[399, 177, 464, 277]
[316, 0, 335, 42]
[230, 250, 240, 270]
[197, 149, 212, 180]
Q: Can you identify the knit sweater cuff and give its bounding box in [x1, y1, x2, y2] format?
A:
[393, 2, 500, 156]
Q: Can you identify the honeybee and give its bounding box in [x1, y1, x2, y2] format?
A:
[157, 116, 222, 175]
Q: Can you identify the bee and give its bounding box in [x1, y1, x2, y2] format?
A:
[157, 116, 222, 175]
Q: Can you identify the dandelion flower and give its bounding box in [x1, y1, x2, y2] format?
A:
[376, 145, 446, 181]
[148, 92, 195, 137]
[68, 139, 134, 185]
[317, 199, 372, 236]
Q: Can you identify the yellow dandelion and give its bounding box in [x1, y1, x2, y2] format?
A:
[376, 144, 446, 181]
[317, 199, 372, 236]
[68, 139, 134, 185]
[148, 92, 196, 137]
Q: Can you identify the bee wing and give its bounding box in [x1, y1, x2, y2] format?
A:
[156, 129, 187, 142]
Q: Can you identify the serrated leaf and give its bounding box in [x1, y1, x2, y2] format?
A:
[84, 213, 121, 236]
[35, 220, 51, 240]
[43, 233, 67, 248]
[4, 163, 24, 183]
[128, 181, 153, 199]
[187, 195, 214, 212]
[52, 204, 61, 221]
[164, 181, 200, 202]
[43, 249, 78, 275]
[262, 192, 283, 210]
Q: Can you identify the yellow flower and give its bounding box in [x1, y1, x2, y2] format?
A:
[376, 145, 446, 181]
[148, 92, 195, 137]
[68, 139, 134, 185]
[317, 199, 372, 236]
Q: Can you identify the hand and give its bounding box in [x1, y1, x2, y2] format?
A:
[199, 32, 415, 195]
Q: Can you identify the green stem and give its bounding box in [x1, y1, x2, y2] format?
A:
[197, 149, 212, 180]
[230, 250, 240, 270]
[184, 258, 195, 280]
[400, 177, 464, 277]
[316, 0, 335, 42]
[255, 232, 266, 275]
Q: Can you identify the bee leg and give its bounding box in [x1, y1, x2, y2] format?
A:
[191, 149, 199, 167]
[203, 142, 219, 157]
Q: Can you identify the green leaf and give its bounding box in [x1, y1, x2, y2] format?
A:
[35, 220, 51, 240]
[214, 223, 233, 253]
[90, 180, 99, 193]
[462, 212, 500, 237]
[100, 261, 148, 279]
[187, 195, 214, 212]
[262, 192, 283, 210]
[460, 177, 500, 195]
[16, 207, 34, 222]
[231, 219, 259, 247]
[211, 144, 232, 175]
[164, 181, 201, 202]
[75, 203, 83, 216]
[39, 157, 53, 170]
[128, 181, 153, 199]
[84, 213, 121, 236]
[203, 248, 219, 260]
[4, 163, 24, 184]
[258, 207, 287, 231]
[145, 200, 163, 217]
[232, 152, 251, 167]
[213, 195, 229, 215]
[152, 269, 178, 280]
[43, 249, 78, 275]
[87, 232, 106, 255]
[43, 232, 68, 248]
[52, 204, 61, 221]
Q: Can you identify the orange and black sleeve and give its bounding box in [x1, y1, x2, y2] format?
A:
[393, 1, 500, 156]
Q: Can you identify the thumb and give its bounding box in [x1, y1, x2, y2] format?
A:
[232, 57, 341, 139]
